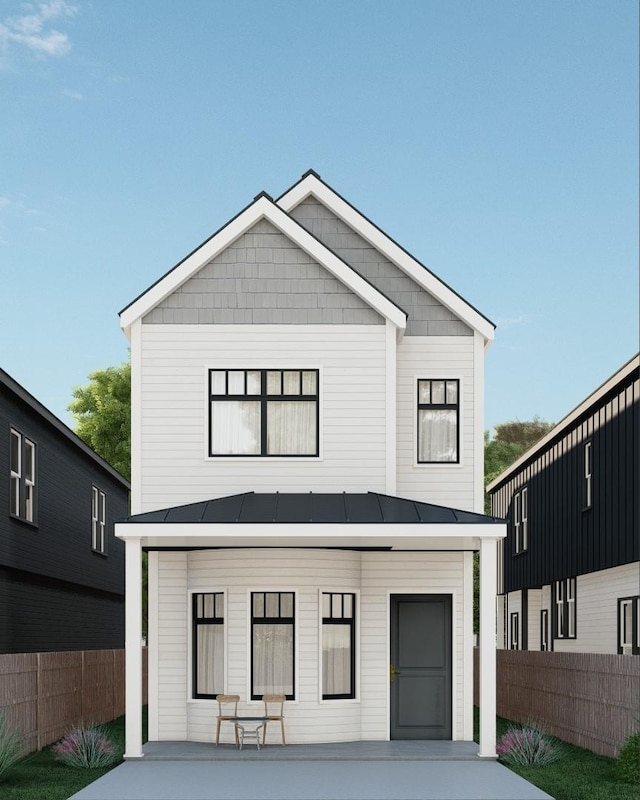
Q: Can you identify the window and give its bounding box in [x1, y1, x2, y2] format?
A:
[209, 369, 318, 457]
[322, 592, 356, 699]
[513, 487, 528, 554]
[193, 593, 225, 697]
[584, 441, 592, 509]
[510, 612, 519, 650]
[251, 592, 294, 700]
[540, 609, 549, 651]
[92, 486, 107, 554]
[553, 578, 577, 640]
[417, 379, 459, 463]
[618, 596, 639, 655]
[9, 428, 36, 524]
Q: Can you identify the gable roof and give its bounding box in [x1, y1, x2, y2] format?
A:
[277, 171, 495, 343]
[486, 352, 640, 492]
[0, 367, 130, 488]
[120, 192, 407, 339]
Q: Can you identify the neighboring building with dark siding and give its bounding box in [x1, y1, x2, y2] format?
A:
[0, 368, 129, 654]
[487, 354, 639, 654]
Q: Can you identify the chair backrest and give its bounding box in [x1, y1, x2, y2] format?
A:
[263, 694, 285, 718]
[216, 694, 239, 717]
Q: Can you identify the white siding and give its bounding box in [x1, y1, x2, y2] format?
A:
[152, 549, 469, 744]
[138, 324, 387, 512]
[396, 337, 475, 509]
[550, 563, 640, 654]
[527, 589, 542, 651]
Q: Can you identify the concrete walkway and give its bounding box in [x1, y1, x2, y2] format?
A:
[69, 741, 553, 800]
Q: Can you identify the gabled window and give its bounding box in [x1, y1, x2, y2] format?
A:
[540, 609, 549, 651]
[209, 370, 319, 457]
[417, 379, 459, 463]
[510, 612, 520, 650]
[584, 441, 592, 509]
[322, 592, 356, 699]
[91, 486, 107, 554]
[553, 577, 577, 640]
[513, 487, 529, 554]
[618, 596, 639, 655]
[9, 428, 36, 524]
[251, 592, 295, 700]
[193, 593, 225, 697]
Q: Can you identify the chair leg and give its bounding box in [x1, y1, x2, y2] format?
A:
[281, 720, 286, 746]
[216, 720, 220, 746]
[262, 721, 268, 746]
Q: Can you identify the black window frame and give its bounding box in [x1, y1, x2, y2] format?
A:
[540, 608, 550, 651]
[208, 369, 319, 457]
[513, 487, 528, 554]
[9, 427, 37, 526]
[250, 591, 295, 700]
[91, 485, 107, 555]
[321, 592, 356, 700]
[617, 595, 639, 655]
[416, 378, 460, 464]
[583, 440, 593, 510]
[192, 592, 225, 699]
[510, 612, 519, 650]
[553, 577, 577, 640]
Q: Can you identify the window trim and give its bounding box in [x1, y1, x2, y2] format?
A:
[617, 595, 639, 655]
[553, 577, 577, 640]
[415, 377, 461, 465]
[321, 592, 356, 700]
[510, 612, 519, 650]
[513, 487, 528, 554]
[540, 608, 549, 651]
[91, 486, 107, 555]
[9, 427, 37, 525]
[584, 441, 592, 510]
[192, 591, 225, 699]
[250, 591, 296, 701]
[207, 369, 320, 458]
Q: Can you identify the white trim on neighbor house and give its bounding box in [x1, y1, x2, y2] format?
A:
[120, 196, 407, 339]
[276, 173, 495, 344]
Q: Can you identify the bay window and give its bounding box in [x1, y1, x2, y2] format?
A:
[251, 592, 295, 700]
[322, 592, 356, 699]
[193, 592, 225, 698]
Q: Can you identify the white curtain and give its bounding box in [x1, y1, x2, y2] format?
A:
[418, 409, 457, 462]
[197, 626, 224, 695]
[210, 401, 260, 454]
[252, 624, 293, 696]
[322, 624, 351, 695]
[267, 402, 316, 455]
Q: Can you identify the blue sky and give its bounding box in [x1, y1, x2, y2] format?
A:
[1, 0, 638, 434]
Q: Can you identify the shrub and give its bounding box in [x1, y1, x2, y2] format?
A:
[496, 723, 562, 767]
[52, 725, 120, 769]
[617, 731, 640, 785]
[0, 712, 23, 782]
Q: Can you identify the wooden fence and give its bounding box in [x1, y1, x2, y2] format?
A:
[474, 648, 640, 758]
[0, 648, 148, 753]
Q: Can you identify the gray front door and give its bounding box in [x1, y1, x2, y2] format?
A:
[390, 594, 452, 739]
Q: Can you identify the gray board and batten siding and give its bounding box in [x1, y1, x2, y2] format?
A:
[143, 219, 382, 326]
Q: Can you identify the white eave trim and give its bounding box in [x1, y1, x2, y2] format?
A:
[120, 195, 407, 339]
[277, 174, 495, 343]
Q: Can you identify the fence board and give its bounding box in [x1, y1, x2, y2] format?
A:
[474, 649, 640, 758]
[0, 648, 147, 754]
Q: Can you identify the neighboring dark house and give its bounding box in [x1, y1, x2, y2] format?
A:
[487, 354, 639, 655]
[0, 368, 129, 653]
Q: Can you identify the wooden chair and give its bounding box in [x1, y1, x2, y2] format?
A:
[215, 694, 240, 746]
[262, 694, 286, 746]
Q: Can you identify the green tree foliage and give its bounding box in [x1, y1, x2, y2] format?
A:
[68, 361, 131, 481]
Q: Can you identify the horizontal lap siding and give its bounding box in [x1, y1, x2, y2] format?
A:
[156, 552, 187, 739]
[139, 325, 387, 511]
[396, 337, 475, 509]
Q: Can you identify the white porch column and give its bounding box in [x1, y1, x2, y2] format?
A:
[125, 536, 143, 758]
[478, 536, 498, 758]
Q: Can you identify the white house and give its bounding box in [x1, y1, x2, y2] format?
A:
[115, 170, 506, 759]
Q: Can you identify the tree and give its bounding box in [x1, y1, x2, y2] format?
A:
[68, 360, 131, 481]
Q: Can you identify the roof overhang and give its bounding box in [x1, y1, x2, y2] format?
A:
[277, 172, 495, 345]
[120, 194, 407, 342]
[115, 521, 505, 551]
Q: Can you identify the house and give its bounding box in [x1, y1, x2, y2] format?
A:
[0, 368, 129, 653]
[115, 170, 506, 759]
[487, 354, 639, 654]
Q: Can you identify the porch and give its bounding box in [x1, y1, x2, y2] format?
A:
[69, 741, 553, 800]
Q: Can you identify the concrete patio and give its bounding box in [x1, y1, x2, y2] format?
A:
[69, 741, 553, 800]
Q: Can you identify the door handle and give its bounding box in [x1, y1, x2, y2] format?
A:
[390, 664, 402, 684]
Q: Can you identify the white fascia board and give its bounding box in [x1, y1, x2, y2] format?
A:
[278, 175, 494, 343]
[120, 195, 406, 336]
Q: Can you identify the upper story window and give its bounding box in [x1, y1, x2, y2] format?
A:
[92, 486, 107, 554]
[209, 369, 319, 457]
[618, 596, 639, 655]
[251, 591, 295, 700]
[322, 592, 356, 700]
[10, 428, 36, 524]
[554, 577, 576, 640]
[513, 487, 528, 554]
[417, 379, 459, 463]
[584, 441, 592, 509]
[193, 592, 225, 697]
